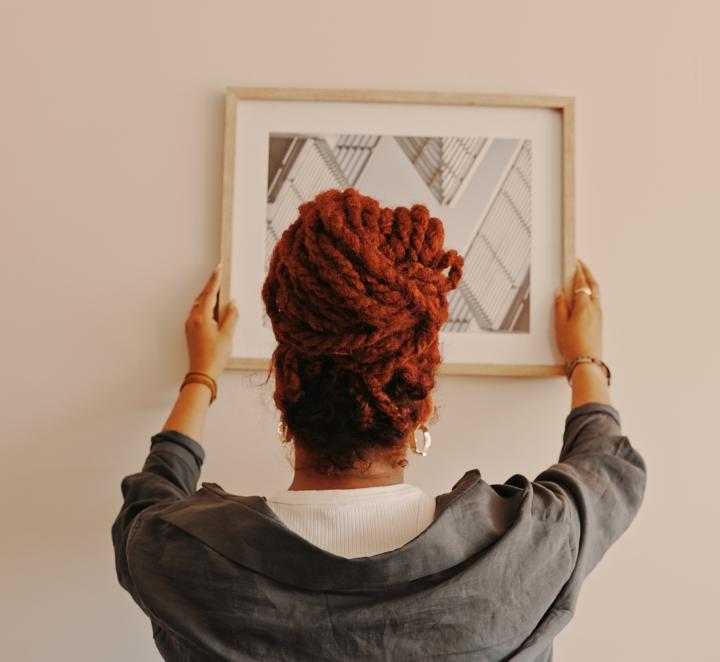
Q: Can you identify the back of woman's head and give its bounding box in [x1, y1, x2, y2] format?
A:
[262, 187, 464, 477]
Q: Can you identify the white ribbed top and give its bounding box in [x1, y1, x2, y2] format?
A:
[265, 483, 437, 559]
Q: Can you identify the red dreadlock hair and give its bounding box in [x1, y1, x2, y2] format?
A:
[262, 187, 464, 477]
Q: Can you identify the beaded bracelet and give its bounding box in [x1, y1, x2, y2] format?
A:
[565, 356, 611, 387]
[180, 371, 217, 405]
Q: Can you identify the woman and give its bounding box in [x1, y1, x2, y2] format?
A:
[112, 188, 647, 661]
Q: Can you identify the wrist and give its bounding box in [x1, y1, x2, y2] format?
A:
[180, 372, 217, 405]
[188, 366, 220, 382]
[570, 361, 608, 382]
[569, 361, 612, 408]
[566, 360, 610, 386]
[565, 353, 610, 386]
[179, 381, 213, 403]
[563, 349, 602, 363]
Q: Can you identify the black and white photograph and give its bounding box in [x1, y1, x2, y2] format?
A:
[265, 133, 532, 334]
[223, 89, 569, 374]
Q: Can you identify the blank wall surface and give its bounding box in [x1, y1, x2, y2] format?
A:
[1, 1, 718, 660]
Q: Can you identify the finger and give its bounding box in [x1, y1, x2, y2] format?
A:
[554, 288, 568, 328]
[219, 299, 238, 335]
[196, 266, 222, 317]
[574, 259, 589, 289]
[572, 260, 590, 304]
[578, 259, 601, 301]
[198, 264, 221, 297]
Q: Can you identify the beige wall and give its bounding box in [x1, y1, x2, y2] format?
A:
[2, 1, 717, 660]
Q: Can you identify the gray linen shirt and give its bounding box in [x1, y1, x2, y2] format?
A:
[111, 402, 647, 661]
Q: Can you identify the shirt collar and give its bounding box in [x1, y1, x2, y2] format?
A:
[156, 469, 530, 591]
[267, 481, 426, 504]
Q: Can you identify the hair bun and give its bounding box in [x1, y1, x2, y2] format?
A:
[262, 187, 463, 365]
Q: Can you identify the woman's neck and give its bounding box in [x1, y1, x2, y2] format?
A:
[287, 440, 411, 490]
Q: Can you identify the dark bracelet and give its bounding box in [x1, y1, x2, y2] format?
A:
[565, 356, 611, 387]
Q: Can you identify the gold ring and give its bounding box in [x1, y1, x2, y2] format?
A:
[574, 287, 592, 297]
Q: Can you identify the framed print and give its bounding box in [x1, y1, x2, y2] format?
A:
[218, 86, 575, 377]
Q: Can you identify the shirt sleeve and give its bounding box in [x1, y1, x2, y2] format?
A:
[110, 429, 206, 606]
[531, 402, 648, 610]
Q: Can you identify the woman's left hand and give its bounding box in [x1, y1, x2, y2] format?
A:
[184, 263, 238, 382]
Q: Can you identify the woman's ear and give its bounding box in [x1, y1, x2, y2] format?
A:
[423, 394, 438, 426]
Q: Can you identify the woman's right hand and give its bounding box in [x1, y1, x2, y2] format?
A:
[554, 259, 603, 363]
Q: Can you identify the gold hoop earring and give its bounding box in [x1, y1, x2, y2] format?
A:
[410, 424, 432, 456]
[278, 420, 289, 444]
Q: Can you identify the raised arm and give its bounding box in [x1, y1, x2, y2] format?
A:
[554, 258, 610, 409]
[538, 258, 647, 599]
[111, 262, 237, 607]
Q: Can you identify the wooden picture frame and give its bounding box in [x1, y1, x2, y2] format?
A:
[219, 86, 575, 377]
